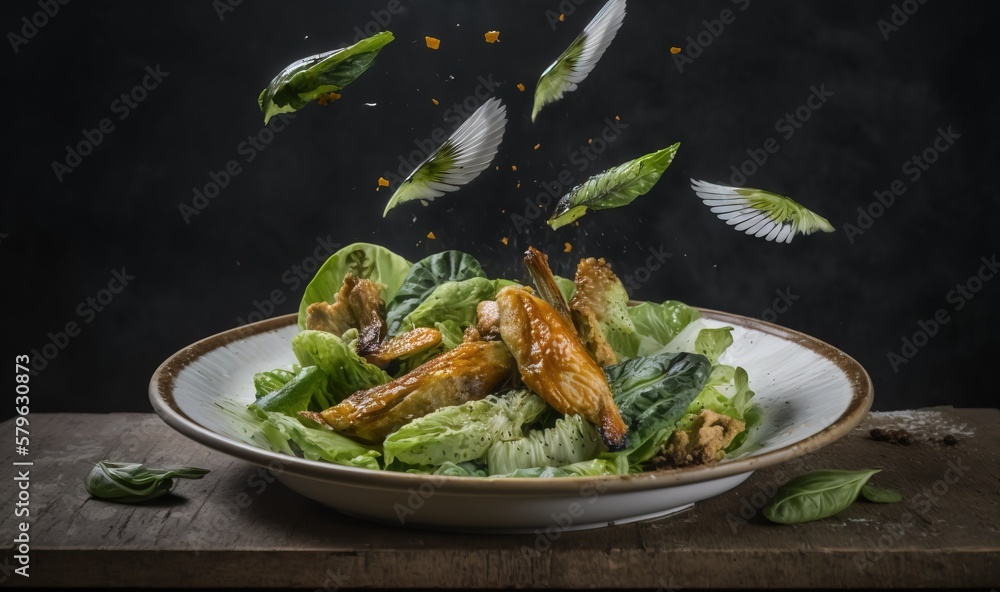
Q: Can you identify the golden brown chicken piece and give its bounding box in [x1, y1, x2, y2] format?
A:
[305, 274, 387, 357]
[524, 247, 574, 325]
[495, 286, 629, 450]
[319, 341, 516, 443]
[305, 280, 356, 336]
[656, 410, 746, 468]
[570, 258, 627, 368]
[363, 327, 442, 367]
[475, 300, 501, 339]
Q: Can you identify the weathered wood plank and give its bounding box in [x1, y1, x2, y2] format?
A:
[0, 409, 996, 588]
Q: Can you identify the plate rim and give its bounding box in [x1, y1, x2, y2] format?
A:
[149, 310, 873, 495]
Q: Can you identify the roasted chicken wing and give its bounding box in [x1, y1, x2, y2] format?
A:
[495, 286, 629, 450]
[319, 341, 516, 442]
[363, 327, 442, 367]
[305, 274, 387, 357]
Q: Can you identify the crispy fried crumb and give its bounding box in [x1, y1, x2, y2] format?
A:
[655, 410, 745, 469]
[870, 427, 914, 446]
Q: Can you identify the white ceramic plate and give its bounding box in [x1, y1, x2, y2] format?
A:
[150, 311, 872, 532]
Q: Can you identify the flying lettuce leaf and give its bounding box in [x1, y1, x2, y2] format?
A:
[548, 143, 679, 230]
[397, 277, 496, 334]
[297, 243, 412, 329]
[383, 98, 507, 216]
[604, 351, 712, 466]
[532, 0, 627, 122]
[291, 330, 389, 399]
[385, 250, 486, 336]
[251, 411, 381, 469]
[691, 179, 835, 243]
[384, 390, 549, 466]
[259, 31, 394, 124]
[486, 414, 600, 475]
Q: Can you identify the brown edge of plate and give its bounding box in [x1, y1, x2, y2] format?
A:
[149, 311, 873, 496]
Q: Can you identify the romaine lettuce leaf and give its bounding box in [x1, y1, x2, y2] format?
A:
[403, 461, 488, 477]
[384, 390, 548, 466]
[554, 275, 576, 302]
[251, 411, 381, 469]
[609, 300, 702, 359]
[693, 326, 734, 364]
[249, 365, 334, 415]
[297, 243, 412, 328]
[486, 414, 600, 475]
[397, 277, 496, 333]
[292, 330, 389, 399]
[604, 351, 712, 466]
[253, 367, 298, 398]
[385, 251, 486, 336]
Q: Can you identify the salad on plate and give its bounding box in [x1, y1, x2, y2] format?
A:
[246, 242, 760, 478]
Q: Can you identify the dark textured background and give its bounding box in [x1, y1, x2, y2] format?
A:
[4, 0, 997, 415]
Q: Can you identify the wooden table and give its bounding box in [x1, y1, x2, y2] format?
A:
[1, 409, 996, 589]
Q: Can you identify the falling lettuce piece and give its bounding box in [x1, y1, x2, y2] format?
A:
[249, 365, 335, 415]
[604, 351, 712, 466]
[548, 143, 679, 230]
[384, 390, 549, 466]
[397, 277, 496, 334]
[383, 98, 507, 216]
[486, 414, 600, 475]
[291, 330, 390, 399]
[532, 0, 627, 122]
[251, 412, 381, 470]
[258, 31, 394, 123]
[494, 458, 623, 478]
[385, 250, 486, 336]
[253, 367, 298, 398]
[297, 243, 412, 329]
[691, 179, 835, 243]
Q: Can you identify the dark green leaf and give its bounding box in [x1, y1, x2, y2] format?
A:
[385, 251, 486, 336]
[604, 351, 712, 465]
[861, 483, 902, 503]
[764, 469, 881, 524]
[249, 365, 334, 415]
[85, 461, 209, 504]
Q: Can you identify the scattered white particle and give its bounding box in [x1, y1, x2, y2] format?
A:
[304, 35, 309, 39]
[412, 214, 418, 223]
[868, 410, 976, 438]
[363, 102, 377, 107]
[420, 200, 429, 206]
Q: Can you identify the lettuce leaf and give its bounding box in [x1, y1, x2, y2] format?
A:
[385, 251, 486, 336]
[486, 414, 600, 475]
[494, 458, 623, 478]
[249, 365, 335, 415]
[297, 243, 412, 328]
[693, 326, 734, 364]
[604, 351, 712, 466]
[253, 367, 298, 398]
[397, 277, 496, 333]
[609, 300, 702, 359]
[292, 330, 389, 399]
[251, 412, 381, 469]
[383, 390, 548, 466]
[554, 275, 576, 302]
[403, 461, 488, 477]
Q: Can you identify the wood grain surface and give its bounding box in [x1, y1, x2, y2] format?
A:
[0, 409, 996, 589]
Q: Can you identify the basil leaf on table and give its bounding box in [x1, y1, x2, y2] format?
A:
[764, 468, 881, 524]
[861, 483, 903, 503]
[548, 143, 680, 230]
[85, 461, 209, 504]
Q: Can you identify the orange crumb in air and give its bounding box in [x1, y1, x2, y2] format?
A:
[534, 143, 541, 150]
[511, 165, 517, 172]
[317, 92, 341, 106]
[432, 98, 439, 105]
[564, 242, 573, 253]
[670, 46, 682, 54]
[615, 115, 621, 121]
[484, 31, 500, 43]
[516, 83, 525, 92]
[559, 13, 566, 21]
[427, 231, 436, 240]
[516, 181, 521, 188]
[588, 138, 593, 144]
[501, 237, 509, 245]
[425, 36, 441, 50]
[377, 177, 390, 187]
